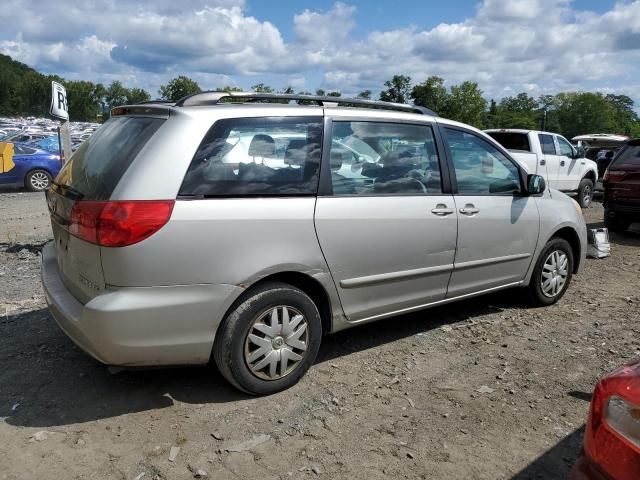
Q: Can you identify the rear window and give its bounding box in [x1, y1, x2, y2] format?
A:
[612, 141, 640, 166]
[54, 116, 164, 200]
[486, 132, 531, 152]
[179, 116, 323, 197]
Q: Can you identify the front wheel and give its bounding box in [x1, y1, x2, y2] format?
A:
[213, 282, 322, 395]
[25, 169, 52, 192]
[527, 238, 574, 307]
[577, 178, 594, 208]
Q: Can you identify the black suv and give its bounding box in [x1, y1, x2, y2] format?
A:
[604, 139, 640, 233]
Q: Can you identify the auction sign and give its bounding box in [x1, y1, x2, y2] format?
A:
[50, 81, 69, 121]
[50, 81, 72, 162]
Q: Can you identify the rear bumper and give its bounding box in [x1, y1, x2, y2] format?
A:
[41, 241, 243, 366]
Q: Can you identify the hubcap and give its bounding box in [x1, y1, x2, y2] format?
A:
[30, 172, 49, 190]
[541, 250, 569, 298]
[244, 306, 309, 381]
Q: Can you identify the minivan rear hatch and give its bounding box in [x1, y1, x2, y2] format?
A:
[46, 115, 166, 303]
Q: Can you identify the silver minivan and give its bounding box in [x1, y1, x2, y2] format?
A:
[41, 92, 587, 394]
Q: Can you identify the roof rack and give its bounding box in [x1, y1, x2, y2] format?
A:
[174, 91, 437, 116]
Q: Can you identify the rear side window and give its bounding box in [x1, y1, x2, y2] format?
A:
[14, 145, 36, 155]
[328, 121, 442, 195]
[179, 117, 322, 197]
[486, 132, 531, 152]
[539, 134, 556, 155]
[55, 116, 164, 200]
[612, 142, 640, 166]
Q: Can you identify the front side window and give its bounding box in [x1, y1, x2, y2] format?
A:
[557, 136, 574, 157]
[180, 117, 322, 196]
[445, 128, 521, 195]
[539, 134, 557, 155]
[328, 121, 442, 195]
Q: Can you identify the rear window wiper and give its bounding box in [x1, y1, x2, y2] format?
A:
[52, 181, 85, 200]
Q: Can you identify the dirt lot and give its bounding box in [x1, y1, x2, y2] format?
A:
[0, 191, 639, 480]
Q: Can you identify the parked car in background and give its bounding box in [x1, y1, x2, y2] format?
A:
[42, 92, 587, 395]
[571, 359, 640, 480]
[572, 134, 629, 182]
[0, 142, 62, 191]
[603, 139, 640, 233]
[485, 129, 598, 207]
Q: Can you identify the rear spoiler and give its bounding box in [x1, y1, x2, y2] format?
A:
[110, 105, 171, 119]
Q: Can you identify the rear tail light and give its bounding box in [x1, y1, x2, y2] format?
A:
[603, 170, 627, 182]
[584, 362, 640, 480]
[69, 200, 174, 247]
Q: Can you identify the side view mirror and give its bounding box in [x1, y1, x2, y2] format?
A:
[527, 174, 546, 195]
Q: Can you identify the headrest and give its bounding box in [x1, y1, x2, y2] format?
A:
[284, 139, 307, 166]
[248, 134, 275, 157]
[330, 148, 346, 170]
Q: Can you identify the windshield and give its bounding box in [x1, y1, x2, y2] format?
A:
[54, 116, 164, 200]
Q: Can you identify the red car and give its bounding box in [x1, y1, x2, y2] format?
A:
[572, 360, 640, 479]
[603, 139, 640, 233]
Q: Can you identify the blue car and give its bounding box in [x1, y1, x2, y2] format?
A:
[0, 143, 62, 191]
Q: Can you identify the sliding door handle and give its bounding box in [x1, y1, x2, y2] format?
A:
[431, 204, 455, 216]
[459, 204, 480, 215]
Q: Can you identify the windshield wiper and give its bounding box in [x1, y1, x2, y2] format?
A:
[52, 181, 85, 200]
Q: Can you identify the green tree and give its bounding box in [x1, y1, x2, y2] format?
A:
[158, 76, 201, 101]
[65, 80, 103, 121]
[554, 92, 618, 139]
[445, 81, 487, 127]
[126, 87, 151, 105]
[251, 83, 274, 93]
[411, 76, 448, 115]
[326, 91, 342, 97]
[495, 92, 539, 129]
[356, 90, 372, 99]
[379, 75, 412, 104]
[315, 88, 326, 96]
[105, 81, 129, 111]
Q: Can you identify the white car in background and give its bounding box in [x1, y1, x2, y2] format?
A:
[486, 129, 598, 207]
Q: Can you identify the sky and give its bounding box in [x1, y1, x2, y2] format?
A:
[1, 0, 640, 107]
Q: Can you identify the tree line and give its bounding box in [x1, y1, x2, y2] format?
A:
[1, 54, 638, 139]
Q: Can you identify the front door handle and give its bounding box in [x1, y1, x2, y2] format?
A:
[560, 160, 565, 166]
[459, 204, 480, 215]
[431, 204, 455, 216]
[540, 159, 546, 166]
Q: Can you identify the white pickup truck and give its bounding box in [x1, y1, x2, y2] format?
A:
[485, 129, 598, 207]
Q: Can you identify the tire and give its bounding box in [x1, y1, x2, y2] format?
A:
[604, 214, 630, 234]
[213, 282, 322, 395]
[25, 169, 52, 192]
[577, 178, 594, 208]
[527, 238, 574, 307]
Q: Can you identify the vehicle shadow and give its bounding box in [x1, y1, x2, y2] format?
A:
[511, 426, 585, 479]
[1, 292, 519, 428]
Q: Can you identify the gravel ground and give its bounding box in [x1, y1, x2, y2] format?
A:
[0, 191, 639, 480]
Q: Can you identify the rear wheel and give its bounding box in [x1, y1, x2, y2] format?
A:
[604, 213, 630, 233]
[577, 178, 594, 208]
[213, 282, 322, 395]
[25, 169, 52, 192]
[527, 238, 574, 306]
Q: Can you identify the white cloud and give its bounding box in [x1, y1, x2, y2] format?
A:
[0, 0, 639, 109]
